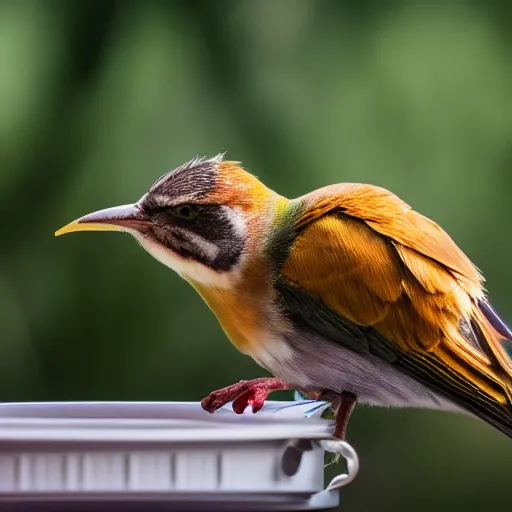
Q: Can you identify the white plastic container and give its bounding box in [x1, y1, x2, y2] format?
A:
[0, 401, 358, 510]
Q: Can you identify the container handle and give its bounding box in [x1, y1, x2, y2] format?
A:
[317, 439, 359, 491]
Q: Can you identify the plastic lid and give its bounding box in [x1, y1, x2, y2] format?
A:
[0, 401, 359, 511]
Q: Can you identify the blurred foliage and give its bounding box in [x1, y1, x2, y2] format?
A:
[1, 1, 512, 510]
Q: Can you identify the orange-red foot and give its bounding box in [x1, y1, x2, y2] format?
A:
[201, 377, 291, 414]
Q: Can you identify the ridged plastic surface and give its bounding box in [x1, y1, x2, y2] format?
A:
[0, 401, 342, 510]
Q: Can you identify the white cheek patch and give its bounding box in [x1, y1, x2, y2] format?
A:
[131, 232, 237, 288]
[172, 227, 220, 262]
[221, 206, 246, 238]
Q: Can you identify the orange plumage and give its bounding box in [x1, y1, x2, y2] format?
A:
[281, 182, 512, 433]
[55, 155, 512, 439]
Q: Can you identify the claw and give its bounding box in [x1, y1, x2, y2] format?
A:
[232, 391, 252, 414]
[251, 397, 265, 413]
[201, 377, 291, 414]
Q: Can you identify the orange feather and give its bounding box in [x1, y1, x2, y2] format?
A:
[283, 183, 512, 412]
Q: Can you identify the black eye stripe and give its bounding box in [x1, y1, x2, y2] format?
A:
[143, 203, 201, 217]
[147, 204, 244, 271]
[171, 231, 187, 243]
[150, 204, 226, 235]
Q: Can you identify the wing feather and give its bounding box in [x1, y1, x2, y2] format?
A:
[279, 183, 512, 424]
[393, 244, 457, 295]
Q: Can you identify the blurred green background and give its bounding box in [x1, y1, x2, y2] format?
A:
[1, 0, 512, 510]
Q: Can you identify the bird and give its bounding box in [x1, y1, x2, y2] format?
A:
[55, 154, 512, 440]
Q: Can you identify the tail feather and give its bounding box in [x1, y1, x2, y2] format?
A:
[479, 299, 512, 342]
[473, 300, 512, 380]
[468, 299, 512, 437]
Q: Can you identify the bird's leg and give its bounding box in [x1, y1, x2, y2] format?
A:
[333, 391, 357, 440]
[201, 377, 291, 414]
[316, 389, 357, 440]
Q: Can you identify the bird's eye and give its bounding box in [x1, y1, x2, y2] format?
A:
[173, 204, 198, 220]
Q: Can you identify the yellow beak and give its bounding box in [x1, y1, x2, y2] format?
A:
[55, 204, 148, 237]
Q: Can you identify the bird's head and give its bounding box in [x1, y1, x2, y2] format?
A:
[55, 154, 281, 287]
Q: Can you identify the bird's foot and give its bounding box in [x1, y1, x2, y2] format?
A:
[201, 377, 291, 414]
[314, 390, 357, 440]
